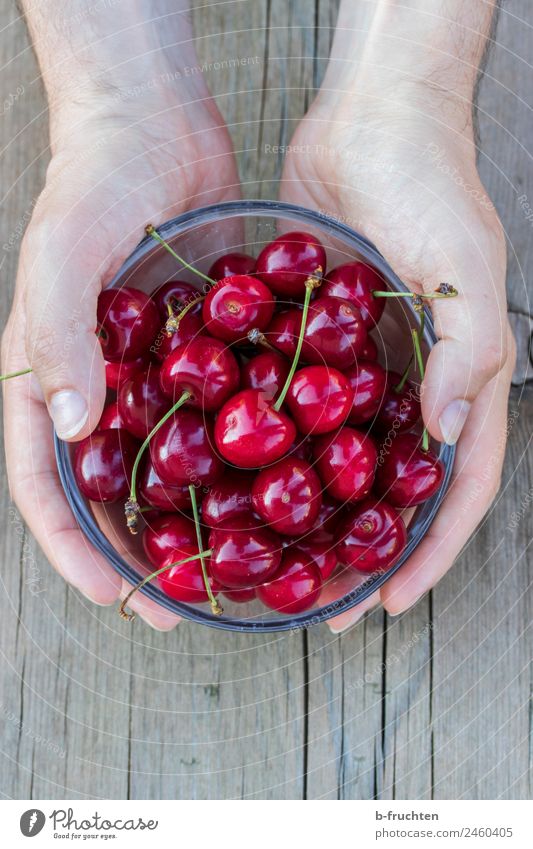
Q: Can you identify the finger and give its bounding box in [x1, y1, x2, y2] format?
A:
[380, 333, 515, 615]
[119, 579, 181, 632]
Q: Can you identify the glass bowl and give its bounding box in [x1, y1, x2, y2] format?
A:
[55, 200, 455, 632]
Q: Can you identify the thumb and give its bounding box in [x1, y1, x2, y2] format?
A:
[21, 208, 110, 441]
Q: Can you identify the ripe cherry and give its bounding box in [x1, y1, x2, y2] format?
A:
[222, 586, 257, 603]
[322, 261, 386, 328]
[202, 275, 275, 343]
[336, 497, 407, 573]
[202, 472, 255, 529]
[285, 365, 353, 434]
[158, 547, 220, 604]
[73, 429, 139, 502]
[266, 308, 302, 357]
[118, 363, 169, 439]
[375, 433, 444, 507]
[302, 296, 367, 369]
[151, 409, 224, 487]
[97, 286, 160, 361]
[208, 517, 282, 588]
[105, 356, 147, 391]
[214, 389, 296, 468]
[287, 533, 337, 581]
[150, 309, 203, 363]
[375, 371, 421, 432]
[208, 252, 256, 280]
[159, 336, 240, 412]
[344, 360, 387, 425]
[138, 457, 195, 512]
[313, 426, 377, 502]
[143, 513, 196, 567]
[257, 549, 322, 613]
[252, 457, 322, 536]
[151, 280, 202, 320]
[241, 351, 290, 399]
[98, 401, 126, 430]
[256, 231, 326, 296]
[360, 335, 379, 361]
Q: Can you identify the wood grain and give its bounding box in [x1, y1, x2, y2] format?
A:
[0, 0, 531, 800]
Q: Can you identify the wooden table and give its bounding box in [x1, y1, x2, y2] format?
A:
[1, 0, 531, 800]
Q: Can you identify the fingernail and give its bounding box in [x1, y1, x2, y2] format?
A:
[328, 611, 364, 634]
[439, 399, 471, 445]
[391, 592, 425, 616]
[49, 390, 88, 439]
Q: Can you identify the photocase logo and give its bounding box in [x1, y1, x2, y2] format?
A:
[20, 809, 45, 837]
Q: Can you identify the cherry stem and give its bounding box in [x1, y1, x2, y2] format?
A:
[118, 548, 213, 621]
[411, 328, 430, 453]
[0, 367, 33, 382]
[165, 294, 205, 336]
[372, 287, 458, 301]
[273, 269, 322, 411]
[394, 356, 413, 394]
[146, 224, 216, 287]
[247, 328, 276, 351]
[188, 484, 222, 616]
[125, 390, 191, 533]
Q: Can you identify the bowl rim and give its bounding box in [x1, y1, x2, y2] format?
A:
[54, 199, 455, 632]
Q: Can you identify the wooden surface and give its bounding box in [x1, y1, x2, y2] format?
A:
[0, 0, 531, 800]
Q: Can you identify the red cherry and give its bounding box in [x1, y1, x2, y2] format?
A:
[375, 371, 421, 432]
[98, 401, 126, 430]
[255, 231, 326, 296]
[266, 308, 302, 358]
[159, 336, 240, 412]
[202, 472, 255, 529]
[73, 429, 139, 502]
[143, 513, 196, 566]
[375, 433, 444, 507]
[208, 252, 256, 280]
[117, 363, 169, 439]
[158, 547, 220, 604]
[105, 356, 147, 390]
[241, 351, 290, 399]
[252, 457, 322, 536]
[257, 549, 322, 613]
[285, 365, 353, 435]
[151, 409, 224, 487]
[208, 517, 282, 588]
[287, 533, 337, 581]
[214, 389, 297, 468]
[322, 261, 386, 328]
[151, 280, 202, 320]
[360, 335, 379, 361]
[222, 586, 257, 603]
[336, 497, 407, 573]
[344, 360, 387, 425]
[150, 309, 203, 363]
[288, 437, 314, 463]
[138, 457, 195, 512]
[301, 296, 367, 369]
[97, 286, 160, 361]
[315, 495, 345, 534]
[313, 426, 377, 502]
[202, 275, 275, 343]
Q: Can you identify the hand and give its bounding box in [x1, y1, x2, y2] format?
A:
[2, 69, 239, 629]
[281, 84, 515, 629]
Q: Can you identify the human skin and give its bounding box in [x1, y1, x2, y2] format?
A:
[281, 0, 516, 630]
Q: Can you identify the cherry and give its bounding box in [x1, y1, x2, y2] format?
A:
[252, 457, 322, 536]
[241, 351, 290, 399]
[287, 533, 337, 581]
[202, 472, 255, 529]
[73, 429, 139, 502]
[208, 517, 282, 588]
[151, 409, 224, 486]
[159, 336, 240, 412]
[202, 275, 275, 343]
[222, 586, 257, 603]
[143, 513, 196, 567]
[322, 261, 386, 328]
[360, 335, 379, 361]
[117, 363, 169, 439]
[285, 365, 353, 435]
[97, 286, 160, 361]
[344, 359, 387, 425]
[313, 426, 377, 502]
[151, 280, 202, 320]
[158, 547, 220, 604]
[336, 497, 407, 573]
[150, 309, 203, 363]
[288, 437, 314, 463]
[315, 494, 345, 534]
[208, 252, 256, 280]
[375, 433, 444, 507]
[138, 457, 195, 512]
[214, 389, 296, 468]
[301, 296, 367, 369]
[256, 231, 326, 296]
[375, 370, 421, 432]
[256, 549, 322, 613]
[266, 308, 302, 357]
[98, 401, 126, 430]
[105, 356, 147, 391]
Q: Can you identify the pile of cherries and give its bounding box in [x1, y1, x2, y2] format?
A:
[72, 228, 447, 620]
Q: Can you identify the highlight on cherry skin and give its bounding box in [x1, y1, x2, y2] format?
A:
[4, 223, 457, 625]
